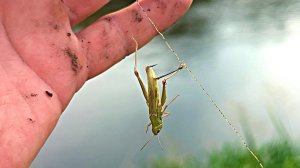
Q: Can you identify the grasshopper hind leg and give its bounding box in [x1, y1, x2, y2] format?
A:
[132, 37, 149, 106]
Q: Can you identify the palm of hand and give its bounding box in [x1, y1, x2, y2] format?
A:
[0, 0, 191, 167]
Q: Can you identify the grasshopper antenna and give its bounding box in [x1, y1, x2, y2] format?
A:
[140, 135, 155, 151]
[149, 64, 158, 67]
[157, 135, 164, 151]
[156, 64, 186, 80]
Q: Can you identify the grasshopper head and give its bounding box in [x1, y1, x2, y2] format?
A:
[152, 124, 162, 135]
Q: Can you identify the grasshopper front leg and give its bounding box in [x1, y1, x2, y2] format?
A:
[160, 64, 185, 107]
[132, 37, 149, 106]
[161, 77, 179, 118]
[146, 122, 152, 134]
[162, 112, 170, 118]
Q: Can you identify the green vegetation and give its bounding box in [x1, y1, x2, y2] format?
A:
[146, 139, 300, 168]
[146, 114, 300, 168]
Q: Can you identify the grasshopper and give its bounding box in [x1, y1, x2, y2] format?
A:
[132, 37, 185, 150]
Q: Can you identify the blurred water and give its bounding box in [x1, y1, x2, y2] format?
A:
[32, 0, 300, 167]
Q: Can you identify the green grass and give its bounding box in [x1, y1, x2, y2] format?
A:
[147, 114, 300, 168]
[147, 139, 300, 168]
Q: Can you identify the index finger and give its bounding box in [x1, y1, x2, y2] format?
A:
[77, 0, 193, 79]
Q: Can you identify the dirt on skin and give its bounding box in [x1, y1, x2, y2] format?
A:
[45, 90, 53, 97]
[64, 48, 82, 73]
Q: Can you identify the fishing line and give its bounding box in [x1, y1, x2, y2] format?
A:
[135, 0, 264, 167]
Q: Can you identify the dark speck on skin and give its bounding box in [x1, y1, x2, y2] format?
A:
[53, 24, 60, 31]
[103, 17, 112, 22]
[132, 10, 143, 23]
[64, 48, 82, 73]
[30, 93, 38, 97]
[158, 0, 167, 9]
[45, 91, 53, 97]
[27, 118, 35, 123]
[174, 2, 178, 7]
[154, 0, 167, 10]
[67, 32, 71, 37]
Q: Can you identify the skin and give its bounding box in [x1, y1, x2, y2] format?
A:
[0, 0, 192, 167]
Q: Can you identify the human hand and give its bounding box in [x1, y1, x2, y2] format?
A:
[0, 0, 192, 167]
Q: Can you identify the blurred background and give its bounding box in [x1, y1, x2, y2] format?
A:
[32, 0, 300, 167]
